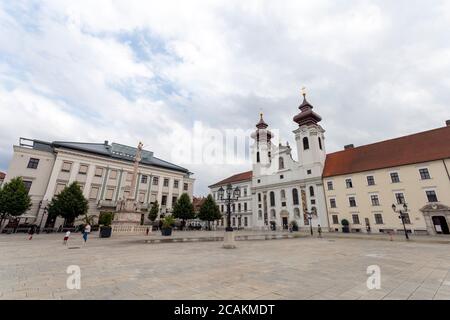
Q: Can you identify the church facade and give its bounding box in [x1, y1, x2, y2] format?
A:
[210, 92, 329, 231]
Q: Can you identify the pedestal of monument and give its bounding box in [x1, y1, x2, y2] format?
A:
[112, 199, 148, 235]
[222, 231, 236, 249]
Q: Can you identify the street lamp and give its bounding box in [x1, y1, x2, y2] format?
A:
[305, 208, 316, 236]
[392, 203, 409, 240]
[38, 203, 48, 234]
[218, 184, 240, 248]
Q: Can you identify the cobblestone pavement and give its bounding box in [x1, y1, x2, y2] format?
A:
[1, 232, 450, 300]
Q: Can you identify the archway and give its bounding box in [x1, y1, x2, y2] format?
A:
[420, 204, 450, 235]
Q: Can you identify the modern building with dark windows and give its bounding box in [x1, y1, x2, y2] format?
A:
[323, 122, 450, 235]
[3, 138, 194, 229]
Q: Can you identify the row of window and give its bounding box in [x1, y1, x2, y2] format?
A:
[257, 186, 315, 207]
[327, 168, 432, 190]
[329, 190, 439, 209]
[331, 212, 411, 226]
[220, 202, 249, 213]
[257, 208, 302, 220]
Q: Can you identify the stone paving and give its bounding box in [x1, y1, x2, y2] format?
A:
[1, 231, 450, 300]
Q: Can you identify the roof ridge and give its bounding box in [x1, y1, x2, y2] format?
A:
[327, 125, 450, 156]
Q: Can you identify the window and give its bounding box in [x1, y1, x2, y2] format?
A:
[395, 193, 405, 204]
[269, 191, 275, 207]
[256, 152, 260, 163]
[244, 203, 247, 211]
[161, 195, 167, 206]
[243, 188, 247, 197]
[95, 167, 104, 177]
[310, 199, 316, 205]
[258, 193, 262, 202]
[79, 164, 88, 175]
[279, 157, 285, 170]
[390, 172, 400, 183]
[153, 177, 159, 186]
[426, 190, 438, 203]
[109, 170, 117, 180]
[307, 170, 312, 175]
[402, 212, 411, 224]
[55, 183, 66, 194]
[141, 175, 148, 184]
[371, 195, 380, 206]
[309, 186, 315, 197]
[238, 203, 241, 212]
[332, 215, 339, 225]
[61, 162, 72, 172]
[294, 208, 300, 218]
[345, 179, 353, 188]
[419, 168, 431, 180]
[257, 179, 261, 183]
[172, 196, 178, 205]
[367, 176, 375, 186]
[318, 137, 323, 150]
[280, 190, 286, 199]
[330, 199, 336, 208]
[232, 217, 236, 226]
[163, 178, 169, 187]
[27, 158, 39, 169]
[105, 188, 114, 201]
[232, 204, 235, 212]
[244, 217, 248, 227]
[349, 197, 357, 207]
[352, 214, 360, 225]
[23, 180, 32, 194]
[303, 137, 309, 150]
[292, 189, 299, 205]
[184, 183, 189, 191]
[280, 175, 284, 179]
[89, 186, 99, 200]
[374, 213, 383, 224]
[271, 209, 276, 218]
[258, 210, 262, 220]
[327, 181, 333, 190]
[174, 180, 179, 188]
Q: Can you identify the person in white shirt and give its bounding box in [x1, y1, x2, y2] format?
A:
[63, 231, 71, 245]
[82, 224, 91, 244]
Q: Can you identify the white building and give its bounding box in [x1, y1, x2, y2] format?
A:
[209, 92, 329, 231]
[3, 138, 194, 229]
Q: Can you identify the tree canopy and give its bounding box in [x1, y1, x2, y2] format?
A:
[47, 182, 88, 226]
[198, 195, 221, 228]
[172, 193, 195, 221]
[0, 177, 32, 229]
[148, 200, 159, 222]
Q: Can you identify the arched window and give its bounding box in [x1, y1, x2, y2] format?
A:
[280, 189, 286, 199]
[292, 188, 299, 205]
[279, 157, 284, 170]
[270, 191, 275, 207]
[258, 210, 263, 220]
[309, 186, 315, 197]
[294, 208, 300, 218]
[256, 151, 260, 163]
[318, 137, 323, 150]
[303, 137, 309, 150]
[271, 209, 276, 218]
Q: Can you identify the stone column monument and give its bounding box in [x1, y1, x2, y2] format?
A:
[113, 142, 144, 226]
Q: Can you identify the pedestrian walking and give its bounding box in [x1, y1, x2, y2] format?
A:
[63, 230, 71, 245]
[82, 223, 91, 244]
[28, 225, 35, 240]
[317, 224, 322, 238]
[146, 227, 150, 236]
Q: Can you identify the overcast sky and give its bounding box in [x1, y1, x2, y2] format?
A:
[1, 0, 449, 195]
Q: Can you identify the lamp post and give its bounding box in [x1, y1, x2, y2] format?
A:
[304, 207, 317, 236]
[218, 183, 240, 248]
[392, 203, 409, 240]
[38, 203, 48, 234]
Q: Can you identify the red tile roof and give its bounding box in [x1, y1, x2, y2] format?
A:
[0, 172, 5, 179]
[323, 125, 450, 177]
[209, 170, 252, 187]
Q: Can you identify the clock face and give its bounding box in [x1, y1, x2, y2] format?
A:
[432, 204, 438, 210]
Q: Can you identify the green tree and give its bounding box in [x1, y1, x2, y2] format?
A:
[148, 200, 159, 222]
[172, 193, 195, 229]
[47, 182, 88, 226]
[0, 177, 32, 230]
[198, 195, 222, 230]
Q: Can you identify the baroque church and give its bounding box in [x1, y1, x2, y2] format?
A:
[210, 90, 329, 231]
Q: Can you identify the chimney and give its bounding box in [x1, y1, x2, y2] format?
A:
[344, 144, 354, 150]
[446, 120, 450, 126]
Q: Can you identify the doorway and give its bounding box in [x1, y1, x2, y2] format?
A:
[432, 216, 450, 234]
[282, 217, 288, 230]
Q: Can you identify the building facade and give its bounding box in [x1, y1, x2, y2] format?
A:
[3, 138, 194, 229]
[323, 123, 450, 235]
[209, 92, 329, 231]
[0, 171, 5, 188]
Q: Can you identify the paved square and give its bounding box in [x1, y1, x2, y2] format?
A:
[1, 232, 450, 300]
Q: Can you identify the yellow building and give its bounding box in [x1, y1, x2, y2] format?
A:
[323, 122, 450, 236]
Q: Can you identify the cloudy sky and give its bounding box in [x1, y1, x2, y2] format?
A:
[1, 0, 449, 195]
